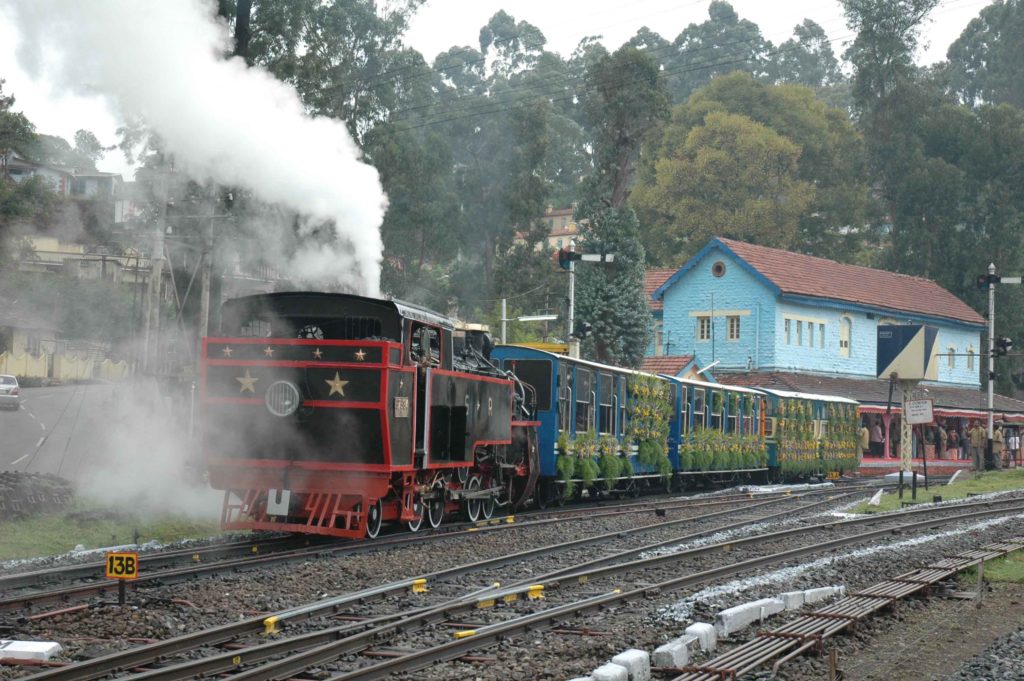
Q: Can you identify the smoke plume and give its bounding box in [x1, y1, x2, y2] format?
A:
[4, 0, 386, 295]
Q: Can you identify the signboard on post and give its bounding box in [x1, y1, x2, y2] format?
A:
[876, 325, 939, 380]
[904, 399, 934, 425]
[105, 551, 139, 606]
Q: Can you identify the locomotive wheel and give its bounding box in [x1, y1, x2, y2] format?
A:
[464, 476, 482, 522]
[480, 484, 495, 520]
[406, 496, 424, 533]
[427, 479, 445, 529]
[365, 498, 383, 539]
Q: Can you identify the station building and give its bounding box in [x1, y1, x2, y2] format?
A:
[646, 237, 1024, 471]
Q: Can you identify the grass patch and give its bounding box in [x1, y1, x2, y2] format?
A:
[850, 469, 1024, 514]
[0, 500, 225, 561]
[961, 550, 1024, 584]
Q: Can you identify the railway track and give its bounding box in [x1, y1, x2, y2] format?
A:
[1, 484, 872, 614]
[9, 490, 855, 680]
[13, 491, 1019, 681]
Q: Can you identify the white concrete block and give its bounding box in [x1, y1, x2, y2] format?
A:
[684, 622, 717, 652]
[0, 640, 62, 661]
[591, 663, 629, 681]
[804, 586, 845, 605]
[883, 471, 925, 485]
[653, 634, 700, 668]
[780, 591, 805, 610]
[611, 649, 650, 681]
[566, 677, 594, 681]
[714, 597, 785, 637]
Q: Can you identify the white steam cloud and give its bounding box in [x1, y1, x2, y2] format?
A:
[4, 0, 386, 295]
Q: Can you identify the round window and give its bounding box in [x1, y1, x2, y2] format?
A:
[712, 261, 726, 277]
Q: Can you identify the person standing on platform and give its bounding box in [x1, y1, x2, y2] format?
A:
[859, 421, 871, 457]
[969, 421, 987, 471]
[869, 417, 884, 458]
[994, 425, 1005, 469]
[948, 427, 960, 459]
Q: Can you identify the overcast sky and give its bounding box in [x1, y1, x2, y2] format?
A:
[0, 0, 990, 179]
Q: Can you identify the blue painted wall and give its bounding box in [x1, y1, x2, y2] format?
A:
[652, 244, 982, 388]
[660, 245, 776, 371]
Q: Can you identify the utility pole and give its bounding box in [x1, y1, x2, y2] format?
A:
[987, 262, 996, 471]
[198, 205, 214, 344]
[567, 240, 577, 358]
[976, 264, 1019, 470]
[501, 297, 507, 345]
[143, 163, 169, 374]
[557, 240, 614, 359]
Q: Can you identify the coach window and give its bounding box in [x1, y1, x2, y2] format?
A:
[575, 368, 593, 433]
[693, 388, 706, 431]
[598, 373, 614, 434]
[558, 365, 572, 432]
[727, 393, 738, 433]
[618, 379, 628, 436]
[410, 323, 441, 367]
[711, 390, 724, 430]
[679, 385, 689, 436]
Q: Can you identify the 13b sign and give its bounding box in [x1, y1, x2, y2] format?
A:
[105, 552, 139, 580]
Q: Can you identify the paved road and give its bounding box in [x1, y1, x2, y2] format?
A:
[0, 384, 122, 480]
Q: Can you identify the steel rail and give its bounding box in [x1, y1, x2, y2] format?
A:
[674, 538, 1024, 680]
[320, 507, 1024, 681]
[1, 487, 843, 614]
[129, 495, 1006, 681]
[105, 496, 850, 681]
[17, 492, 830, 681]
[0, 535, 302, 591]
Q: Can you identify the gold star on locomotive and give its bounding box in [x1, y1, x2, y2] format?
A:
[354, 349, 366, 361]
[236, 369, 258, 394]
[263, 346, 275, 357]
[221, 346, 233, 357]
[325, 372, 349, 397]
[313, 348, 323, 359]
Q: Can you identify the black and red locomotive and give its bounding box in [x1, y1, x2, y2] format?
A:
[201, 292, 539, 539]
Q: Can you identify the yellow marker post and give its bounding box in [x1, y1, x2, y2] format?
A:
[411, 578, 428, 594]
[104, 551, 139, 606]
[453, 630, 477, 639]
[263, 616, 280, 635]
[526, 584, 545, 600]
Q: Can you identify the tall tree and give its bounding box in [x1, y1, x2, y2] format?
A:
[667, 1, 772, 102]
[772, 20, 842, 88]
[573, 46, 667, 366]
[634, 109, 814, 264]
[946, 0, 1024, 109]
[0, 80, 35, 171]
[644, 73, 872, 262]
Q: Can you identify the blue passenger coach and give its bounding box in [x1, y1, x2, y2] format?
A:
[492, 345, 775, 503]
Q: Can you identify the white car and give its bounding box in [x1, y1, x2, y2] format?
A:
[0, 375, 21, 410]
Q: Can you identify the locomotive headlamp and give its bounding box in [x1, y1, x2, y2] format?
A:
[265, 380, 301, 417]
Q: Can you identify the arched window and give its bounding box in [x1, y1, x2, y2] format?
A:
[967, 346, 975, 371]
[947, 346, 956, 369]
[839, 316, 852, 357]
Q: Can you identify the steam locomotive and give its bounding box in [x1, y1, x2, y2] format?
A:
[201, 292, 860, 539]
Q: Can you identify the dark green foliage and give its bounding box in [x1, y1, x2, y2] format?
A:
[947, 0, 1024, 109]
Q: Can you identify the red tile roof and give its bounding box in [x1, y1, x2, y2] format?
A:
[644, 268, 675, 311]
[716, 238, 985, 326]
[641, 355, 695, 376]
